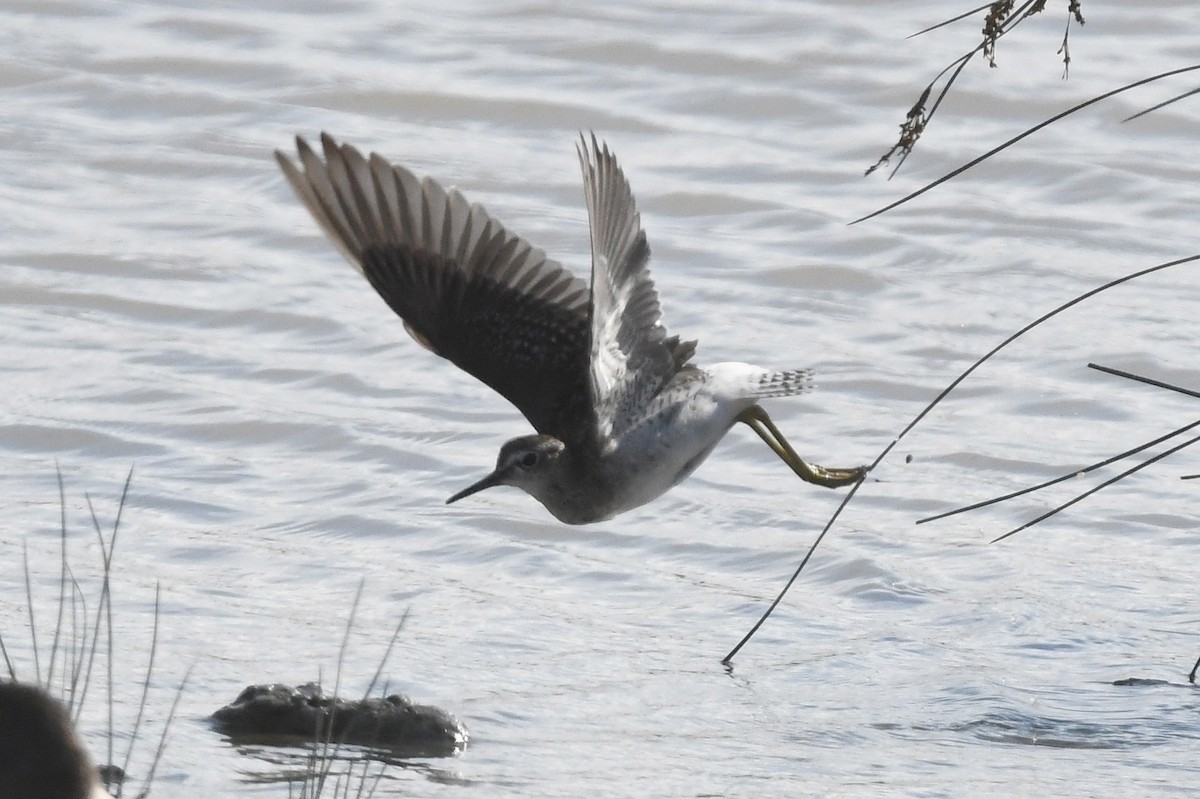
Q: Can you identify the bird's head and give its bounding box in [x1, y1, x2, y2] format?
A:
[446, 434, 569, 510]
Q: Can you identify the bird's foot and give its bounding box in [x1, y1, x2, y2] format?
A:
[803, 462, 868, 489]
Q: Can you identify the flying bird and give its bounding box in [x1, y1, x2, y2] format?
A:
[276, 133, 865, 524]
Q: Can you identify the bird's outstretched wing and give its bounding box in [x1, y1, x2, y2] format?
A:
[577, 134, 696, 445]
[276, 133, 593, 439]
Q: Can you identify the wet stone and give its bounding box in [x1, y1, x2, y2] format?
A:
[211, 682, 467, 757]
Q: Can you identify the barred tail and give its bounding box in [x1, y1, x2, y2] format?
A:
[754, 368, 814, 399]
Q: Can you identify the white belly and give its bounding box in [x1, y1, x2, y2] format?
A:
[600, 364, 766, 516]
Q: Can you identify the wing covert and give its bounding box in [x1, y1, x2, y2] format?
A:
[577, 134, 695, 443]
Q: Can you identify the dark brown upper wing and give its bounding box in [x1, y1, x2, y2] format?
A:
[276, 133, 593, 439]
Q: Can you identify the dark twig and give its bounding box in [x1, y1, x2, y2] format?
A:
[294, 586, 405, 799]
[118, 583, 161, 797]
[907, 3, 994, 39]
[23, 542, 41, 685]
[869, 1, 1085, 175]
[724, 477, 868, 664]
[63, 568, 87, 715]
[1087, 363, 1200, 400]
[134, 666, 191, 799]
[312, 581, 368, 798]
[48, 465, 68, 691]
[970, 352, 1200, 542]
[0, 631, 13, 681]
[363, 609, 410, 702]
[1123, 87, 1200, 122]
[1057, 0, 1086, 77]
[919, 317, 1200, 533]
[855, 63, 1200, 223]
[14, 468, 174, 797]
[917, 416, 1200, 525]
[991, 432, 1200, 543]
[725, 253, 1198, 661]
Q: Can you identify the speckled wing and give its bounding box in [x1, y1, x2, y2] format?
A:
[578, 134, 696, 444]
[276, 133, 593, 439]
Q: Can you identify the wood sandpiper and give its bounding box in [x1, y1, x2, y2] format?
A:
[276, 133, 866, 524]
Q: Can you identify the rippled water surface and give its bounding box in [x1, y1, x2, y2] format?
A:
[3, 1, 1199, 796]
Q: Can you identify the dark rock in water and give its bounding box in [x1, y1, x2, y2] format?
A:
[96, 764, 125, 789]
[211, 682, 467, 757]
[1112, 677, 1194, 688]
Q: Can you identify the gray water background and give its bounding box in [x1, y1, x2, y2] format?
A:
[2, 1, 1199, 796]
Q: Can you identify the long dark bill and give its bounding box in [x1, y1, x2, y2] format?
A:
[446, 469, 508, 504]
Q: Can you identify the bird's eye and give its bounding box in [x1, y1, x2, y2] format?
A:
[519, 452, 539, 469]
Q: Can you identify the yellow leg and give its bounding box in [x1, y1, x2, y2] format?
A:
[737, 405, 866, 488]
